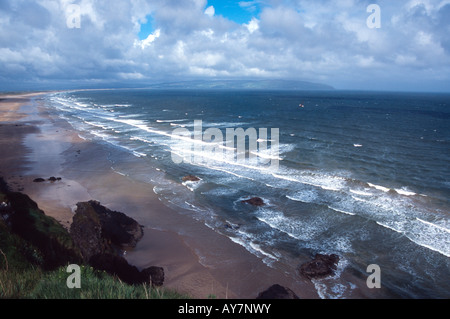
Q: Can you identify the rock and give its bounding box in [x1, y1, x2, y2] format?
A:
[224, 222, 240, 230]
[70, 200, 144, 261]
[89, 253, 145, 285]
[70, 203, 112, 262]
[33, 178, 46, 183]
[89, 254, 164, 287]
[48, 177, 62, 182]
[141, 266, 165, 287]
[82, 201, 143, 248]
[182, 175, 200, 182]
[67, 200, 167, 287]
[256, 284, 299, 299]
[241, 197, 265, 207]
[298, 254, 340, 280]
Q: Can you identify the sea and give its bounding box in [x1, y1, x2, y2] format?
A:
[45, 89, 450, 298]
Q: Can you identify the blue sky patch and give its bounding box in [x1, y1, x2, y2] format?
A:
[138, 15, 155, 40]
[206, 0, 261, 24]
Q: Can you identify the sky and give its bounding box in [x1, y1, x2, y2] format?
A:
[1, 0, 450, 92]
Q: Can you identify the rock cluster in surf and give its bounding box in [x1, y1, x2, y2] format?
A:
[298, 253, 340, 280]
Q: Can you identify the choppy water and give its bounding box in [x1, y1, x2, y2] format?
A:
[46, 89, 450, 298]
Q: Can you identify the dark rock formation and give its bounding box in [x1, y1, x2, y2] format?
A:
[256, 284, 299, 299]
[298, 254, 340, 280]
[224, 222, 239, 230]
[70, 200, 144, 262]
[89, 253, 144, 285]
[89, 253, 165, 287]
[69, 200, 164, 286]
[141, 266, 165, 287]
[1, 178, 164, 287]
[182, 175, 200, 182]
[241, 197, 265, 207]
[70, 203, 113, 261]
[33, 177, 62, 183]
[223, 221, 241, 231]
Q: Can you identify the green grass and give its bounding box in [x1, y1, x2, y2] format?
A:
[0, 267, 43, 298]
[0, 265, 189, 299]
[0, 219, 44, 270]
[5, 191, 83, 269]
[29, 265, 189, 299]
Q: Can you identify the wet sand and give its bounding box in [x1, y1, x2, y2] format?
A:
[0, 92, 320, 299]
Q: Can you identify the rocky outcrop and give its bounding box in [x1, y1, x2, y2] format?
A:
[70, 200, 143, 261]
[33, 177, 62, 183]
[89, 253, 164, 286]
[298, 253, 340, 280]
[256, 284, 299, 299]
[141, 266, 165, 287]
[182, 175, 200, 182]
[224, 222, 240, 231]
[1, 178, 165, 287]
[70, 200, 163, 286]
[241, 197, 265, 207]
[70, 201, 114, 261]
[89, 253, 143, 285]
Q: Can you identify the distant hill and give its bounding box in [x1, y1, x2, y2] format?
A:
[148, 79, 334, 90]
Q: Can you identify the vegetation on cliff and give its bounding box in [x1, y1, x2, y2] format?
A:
[0, 177, 187, 299]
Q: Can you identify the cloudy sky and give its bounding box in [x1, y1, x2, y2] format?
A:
[1, 0, 449, 92]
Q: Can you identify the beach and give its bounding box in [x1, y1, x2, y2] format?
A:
[3, 90, 448, 299]
[0, 92, 320, 299]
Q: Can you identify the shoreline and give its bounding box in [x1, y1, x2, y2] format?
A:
[0, 92, 320, 299]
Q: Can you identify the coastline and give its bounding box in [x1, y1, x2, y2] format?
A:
[0, 92, 319, 299]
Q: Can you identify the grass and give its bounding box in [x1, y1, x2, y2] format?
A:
[0, 267, 44, 298]
[5, 191, 83, 269]
[0, 265, 189, 299]
[29, 265, 189, 299]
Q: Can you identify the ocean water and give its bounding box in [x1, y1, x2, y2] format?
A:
[46, 89, 450, 298]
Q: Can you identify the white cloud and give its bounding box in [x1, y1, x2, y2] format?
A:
[134, 29, 161, 49]
[204, 5, 215, 17]
[0, 48, 24, 63]
[245, 17, 259, 33]
[0, 0, 449, 91]
[118, 72, 144, 80]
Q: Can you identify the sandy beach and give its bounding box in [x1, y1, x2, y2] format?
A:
[0, 92, 320, 299]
